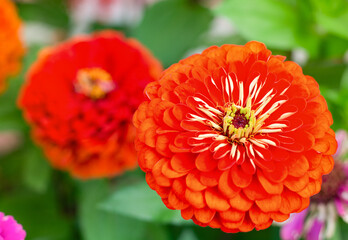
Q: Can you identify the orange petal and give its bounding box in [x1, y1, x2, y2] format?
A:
[144, 127, 157, 147]
[155, 185, 171, 198]
[270, 212, 289, 222]
[161, 160, 187, 178]
[221, 220, 244, 231]
[219, 208, 245, 222]
[249, 205, 270, 225]
[168, 190, 189, 209]
[138, 147, 161, 171]
[279, 190, 301, 214]
[156, 134, 173, 157]
[307, 165, 322, 180]
[297, 178, 321, 198]
[284, 174, 309, 192]
[305, 151, 322, 171]
[186, 172, 206, 191]
[185, 189, 205, 208]
[298, 196, 310, 212]
[257, 170, 283, 195]
[256, 195, 282, 212]
[230, 165, 253, 188]
[218, 170, 240, 198]
[264, 163, 288, 183]
[181, 207, 193, 220]
[320, 155, 334, 175]
[152, 159, 171, 187]
[194, 207, 216, 224]
[163, 108, 180, 129]
[138, 118, 156, 142]
[238, 214, 254, 232]
[229, 192, 253, 212]
[171, 153, 195, 172]
[243, 177, 269, 201]
[255, 219, 273, 231]
[196, 151, 217, 172]
[208, 217, 222, 229]
[287, 154, 309, 177]
[205, 188, 230, 211]
[199, 170, 219, 187]
[172, 179, 186, 196]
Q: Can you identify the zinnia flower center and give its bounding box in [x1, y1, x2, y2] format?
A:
[221, 99, 256, 141]
[75, 68, 115, 99]
[311, 161, 347, 203]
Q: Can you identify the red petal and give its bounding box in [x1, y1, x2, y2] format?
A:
[171, 153, 195, 172]
[230, 165, 253, 188]
[196, 151, 217, 172]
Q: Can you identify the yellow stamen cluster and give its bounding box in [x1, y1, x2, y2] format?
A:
[222, 98, 256, 141]
[75, 68, 115, 99]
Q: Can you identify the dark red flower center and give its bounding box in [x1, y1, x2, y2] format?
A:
[231, 110, 249, 128]
[311, 161, 347, 203]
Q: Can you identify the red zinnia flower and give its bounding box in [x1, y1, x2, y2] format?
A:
[133, 41, 337, 232]
[0, 0, 25, 93]
[19, 30, 162, 179]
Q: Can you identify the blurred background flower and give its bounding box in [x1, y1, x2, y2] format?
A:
[0, 0, 25, 93]
[69, 0, 160, 33]
[280, 130, 348, 240]
[19, 30, 162, 179]
[0, 212, 26, 240]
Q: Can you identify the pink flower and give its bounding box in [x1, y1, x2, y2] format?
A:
[70, 0, 159, 33]
[280, 130, 348, 240]
[0, 212, 26, 240]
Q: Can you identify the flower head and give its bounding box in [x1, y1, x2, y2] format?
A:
[0, 0, 25, 93]
[0, 212, 26, 240]
[281, 130, 348, 240]
[19, 30, 162, 179]
[133, 41, 337, 232]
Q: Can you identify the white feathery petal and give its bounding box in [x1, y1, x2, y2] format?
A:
[325, 202, 337, 239]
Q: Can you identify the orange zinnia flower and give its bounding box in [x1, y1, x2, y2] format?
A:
[133, 41, 337, 232]
[0, 0, 25, 93]
[19, 30, 162, 179]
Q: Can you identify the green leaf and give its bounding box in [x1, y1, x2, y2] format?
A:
[215, 0, 299, 50]
[310, 0, 348, 16]
[302, 61, 346, 89]
[322, 35, 348, 59]
[132, 0, 213, 67]
[78, 180, 148, 240]
[22, 144, 51, 193]
[0, 45, 42, 131]
[100, 180, 191, 225]
[340, 66, 348, 90]
[178, 229, 199, 240]
[315, 10, 348, 39]
[17, 0, 70, 29]
[0, 189, 73, 240]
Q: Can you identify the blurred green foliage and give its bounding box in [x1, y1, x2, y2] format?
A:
[0, 0, 348, 239]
